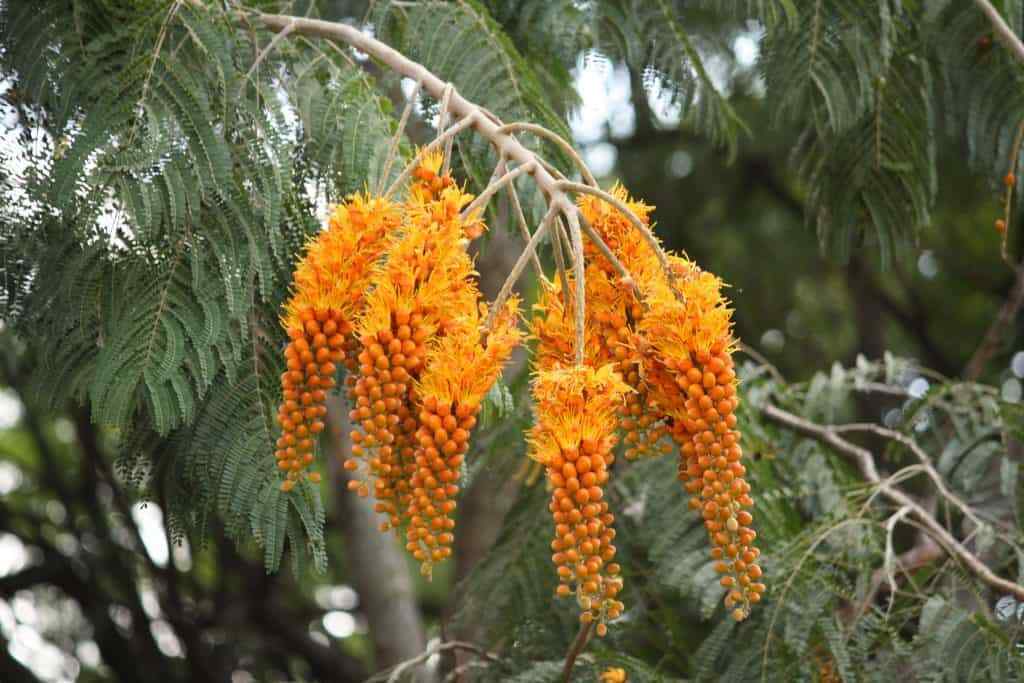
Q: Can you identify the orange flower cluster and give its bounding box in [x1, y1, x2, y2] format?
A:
[275, 196, 401, 490]
[277, 152, 520, 578]
[532, 188, 670, 461]
[530, 184, 764, 623]
[530, 365, 629, 637]
[326, 152, 520, 576]
[410, 299, 521, 574]
[600, 668, 628, 683]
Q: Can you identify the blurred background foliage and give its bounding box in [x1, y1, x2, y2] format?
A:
[2, 0, 1024, 682]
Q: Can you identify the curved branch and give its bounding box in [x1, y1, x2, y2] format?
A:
[460, 162, 536, 219]
[562, 208, 587, 365]
[366, 641, 500, 683]
[255, 12, 578, 216]
[577, 212, 641, 299]
[484, 204, 560, 331]
[494, 122, 597, 186]
[385, 113, 479, 197]
[974, 0, 1024, 65]
[503, 161, 546, 279]
[561, 621, 593, 683]
[762, 402, 1024, 601]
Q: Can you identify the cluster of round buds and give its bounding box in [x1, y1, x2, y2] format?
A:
[637, 260, 765, 620]
[576, 190, 673, 461]
[344, 177, 484, 544]
[531, 365, 630, 636]
[596, 303, 669, 462]
[406, 395, 474, 568]
[671, 348, 765, 620]
[275, 309, 344, 489]
[275, 195, 400, 491]
[405, 300, 521, 575]
[344, 308, 429, 525]
[571, 184, 766, 622]
[409, 149, 456, 203]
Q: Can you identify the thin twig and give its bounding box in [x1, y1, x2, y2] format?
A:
[830, 422, 1011, 535]
[504, 167, 545, 279]
[563, 208, 587, 366]
[576, 212, 641, 299]
[484, 204, 559, 331]
[881, 505, 914, 616]
[736, 342, 786, 384]
[377, 78, 422, 195]
[384, 113, 478, 197]
[857, 525, 942, 621]
[367, 640, 500, 683]
[964, 264, 1024, 380]
[974, 0, 1024, 65]
[999, 120, 1024, 265]
[551, 215, 573, 312]
[495, 122, 597, 186]
[561, 621, 594, 683]
[255, 12, 577, 203]
[460, 162, 536, 219]
[761, 402, 1024, 601]
[438, 82, 455, 175]
[244, 19, 296, 80]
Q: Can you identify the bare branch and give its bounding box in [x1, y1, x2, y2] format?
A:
[495, 122, 597, 186]
[555, 181, 677, 294]
[561, 621, 593, 683]
[461, 162, 536, 220]
[378, 78, 423, 195]
[484, 204, 559, 331]
[364, 641, 500, 683]
[974, 0, 1024, 65]
[438, 82, 456, 175]
[551, 215, 573, 312]
[761, 402, 1024, 601]
[830, 422, 1012, 535]
[881, 505, 914, 614]
[964, 265, 1024, 380]
[253, 12, 579, 218]
[577, 212, 640, 299]
[386, 113, 479, 197]
[736, 342, 786, 384]
[562, 208, 587, 366]
[244, 18, 295, 80]
[503, 165, 545, 279]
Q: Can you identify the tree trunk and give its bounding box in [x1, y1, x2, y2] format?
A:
[324, 395, 435, 682]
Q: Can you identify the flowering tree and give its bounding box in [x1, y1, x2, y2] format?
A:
[3, 1, 1024, 681]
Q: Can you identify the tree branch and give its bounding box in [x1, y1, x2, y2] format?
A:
[254, 12, 574, 212]
[974, 0, 1024, 65]
[964, 264, 1024, 380]
[761, 402, 1024, 601]
[364, 641, 500, 683]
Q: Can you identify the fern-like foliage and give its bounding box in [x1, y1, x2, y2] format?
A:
[0, 0, 410, 571]
[483, 0, 746, 156]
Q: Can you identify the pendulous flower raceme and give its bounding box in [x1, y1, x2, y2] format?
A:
[275, 195, 401, 491]
[530, 364, 630, 637]
[342, 182, 486, 540]
[409, 298, 522, 575]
